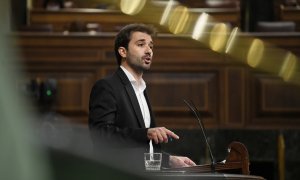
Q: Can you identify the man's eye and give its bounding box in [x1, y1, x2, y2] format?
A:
[138, 43, 144, 46]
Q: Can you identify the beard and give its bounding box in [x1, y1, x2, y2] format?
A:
[128, 58, 151, 74]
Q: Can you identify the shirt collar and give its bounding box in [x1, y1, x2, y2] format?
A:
[120, 66, 146, 92]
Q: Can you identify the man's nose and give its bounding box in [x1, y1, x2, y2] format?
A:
[145, 46, 152, 54]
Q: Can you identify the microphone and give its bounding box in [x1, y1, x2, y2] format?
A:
[183, 99, 216, 172]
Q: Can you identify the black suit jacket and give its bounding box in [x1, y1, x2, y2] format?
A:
[89, 68, 168, 168]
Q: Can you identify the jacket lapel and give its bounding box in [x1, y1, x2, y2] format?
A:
[144, 90, 156, 128]
[117, 68, 146, 128]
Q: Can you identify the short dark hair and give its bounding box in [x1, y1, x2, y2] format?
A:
[114, 24, 156, 66]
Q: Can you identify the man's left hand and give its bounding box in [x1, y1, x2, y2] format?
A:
[169, 155, 196, 168]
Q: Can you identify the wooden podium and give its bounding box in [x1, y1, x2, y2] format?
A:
[164, 141, 251, 175]
[148, 141, 265, 179]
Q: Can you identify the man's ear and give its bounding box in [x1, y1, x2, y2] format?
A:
[118, 47, 127, 58]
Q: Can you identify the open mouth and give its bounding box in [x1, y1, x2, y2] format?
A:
[143, 56, 152, 64]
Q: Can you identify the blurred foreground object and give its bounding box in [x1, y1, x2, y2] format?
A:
[0, 1, 51, 180]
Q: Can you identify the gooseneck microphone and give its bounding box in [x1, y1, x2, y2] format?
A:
[183, 99, 216, 172]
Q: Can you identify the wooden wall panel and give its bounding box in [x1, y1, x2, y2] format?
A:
[249, 74, 300, 128]
[55, 75, 92, 114]
[224, 67, 246, 127]
[145, 71, 219, 127]
[154, 48, 225, 64]
[21, 47, 104, 63]
[24, 68, 98, 123]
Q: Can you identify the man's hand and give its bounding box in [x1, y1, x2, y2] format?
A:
[169, 155, 196, 168]
[147, 127, 179, 144]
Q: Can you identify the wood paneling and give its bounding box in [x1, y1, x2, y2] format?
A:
[25, 70, 97, 123]
[145, 71, 219, 125]
[224, 67, 246, 127]
[14, 32, 300, 129]
[249, 74, 300, 128]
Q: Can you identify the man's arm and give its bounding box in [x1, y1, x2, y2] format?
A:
[89, 79, 148, 146]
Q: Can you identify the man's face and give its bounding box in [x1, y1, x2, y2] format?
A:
[121, 31, 153, 73]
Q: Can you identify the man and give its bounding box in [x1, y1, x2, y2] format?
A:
[89, 23, 196, 169]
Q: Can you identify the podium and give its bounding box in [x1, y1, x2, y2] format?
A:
[165, 141, 250, 174]
[149, 141, 265, 179]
